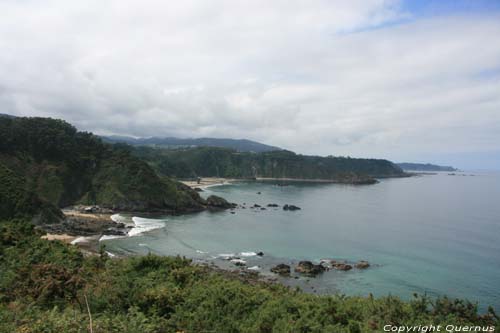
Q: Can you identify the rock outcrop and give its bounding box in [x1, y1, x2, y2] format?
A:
[206, 195, 236, 209]
[283, 204, 301, 211]
[332, 262, 353, 271]
[355, 260, 370, 269]
[270, 264, 291, 276]
[294, 261, 325, 276]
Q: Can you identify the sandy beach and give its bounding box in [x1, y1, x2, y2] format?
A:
[181, 177, 237, 189]
[41, 233, 77, 243]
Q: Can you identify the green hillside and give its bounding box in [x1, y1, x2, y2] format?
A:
[0, 117, 206, 220]
[131, 146, 405, 184]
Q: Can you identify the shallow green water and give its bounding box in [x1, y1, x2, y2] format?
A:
[103, 172, 500, 310]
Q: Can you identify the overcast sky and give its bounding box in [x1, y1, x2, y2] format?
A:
[1, 0, 500, 169]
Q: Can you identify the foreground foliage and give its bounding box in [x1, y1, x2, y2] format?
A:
[0, 220, 497, 333]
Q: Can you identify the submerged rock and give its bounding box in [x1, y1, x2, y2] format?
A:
[267, 203, 279, 207]
[283, 204, 301, 211]
[355, 260, 370, 269]
[333, 262, 353, 271]
[270, 264, 291, 276]
[256, 251, 264, 256]
[294, 261, 325, 276]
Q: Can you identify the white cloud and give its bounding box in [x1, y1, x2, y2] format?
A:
[0, 1, 499, 167]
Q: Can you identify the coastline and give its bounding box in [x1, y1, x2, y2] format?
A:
[180, 175, 389, 188]
[180, 177, 237, 189]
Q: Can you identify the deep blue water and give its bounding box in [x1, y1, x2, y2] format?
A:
[103, 172, 500, 311]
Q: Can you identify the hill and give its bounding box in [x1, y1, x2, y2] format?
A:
[102, 135, 282, 152]
[130, 146, 406, 184]
[0, 117, 213, 223]
[397, 162, 458, 172]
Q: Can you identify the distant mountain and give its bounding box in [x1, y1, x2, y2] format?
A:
[0, 113, 16, 119]
[102, 135, 281, 153]
[397, 162, 458, 172]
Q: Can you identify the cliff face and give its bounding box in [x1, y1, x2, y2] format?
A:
[132, 146, 406, 182]
[0, 117, 206, 222]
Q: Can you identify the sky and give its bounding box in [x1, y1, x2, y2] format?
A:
[1, 0, 500, 170]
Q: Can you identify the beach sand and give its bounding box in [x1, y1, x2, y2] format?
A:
[181, 177, 236, 189]
[41, 233, 77, 243]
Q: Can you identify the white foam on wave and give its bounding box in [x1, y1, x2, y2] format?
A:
[196, 250, 208, 254]
[230, 259, 246, 265]
[247, 265, 260, 271]
[99, 234, 126, 242]
[240, 251, 257, 257]
[71, 236, 89, 245]
[218, 253, 236, 260]
[128, 216, 166, 237]
[110, 213, 129, 223]
[105, 251, 116, 257]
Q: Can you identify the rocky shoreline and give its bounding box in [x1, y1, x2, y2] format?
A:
[39, 198, 373, 292]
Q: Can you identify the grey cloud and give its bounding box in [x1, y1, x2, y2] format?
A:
[0, 1, 499, 168]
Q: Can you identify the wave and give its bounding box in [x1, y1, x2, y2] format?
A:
[128, 216, 166, 237]
[240, 251, 257, 257]
[230, 258, 246, 265]
[71, 236, 90, 245]
[218, 253, 236, 259]
[99, 234, 126, 241]
[110, 213, 130, 224]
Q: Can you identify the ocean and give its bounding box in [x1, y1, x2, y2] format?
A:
[102, 171, 500, 311]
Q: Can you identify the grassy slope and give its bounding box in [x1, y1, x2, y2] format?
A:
[0, 220, 497, 333]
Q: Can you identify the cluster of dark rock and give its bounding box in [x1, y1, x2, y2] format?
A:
[270, 259, 370, 277]
[220, 252, 265, 268]
[295, 261, 325, 276]
[283, 204, 301, 211]
[74, 205, 114, 214]
[235, 203, 301, 211]
[270, 263, 291, 276]
[43, 215, 128, 236]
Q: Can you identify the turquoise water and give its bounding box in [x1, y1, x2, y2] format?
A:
[103, 172, 500, 311]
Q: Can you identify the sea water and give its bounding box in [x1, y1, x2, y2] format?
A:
[102, 172, 500, 311]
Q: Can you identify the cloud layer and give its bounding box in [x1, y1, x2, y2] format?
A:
[1, 0, 500, 168]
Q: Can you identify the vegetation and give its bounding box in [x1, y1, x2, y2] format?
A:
[102, 135, 281, 152]
[0, 117, 205, 219]
[397, 163, 458, 172]
[0, 219, 497, 332]
[130, 146, 405, 182]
